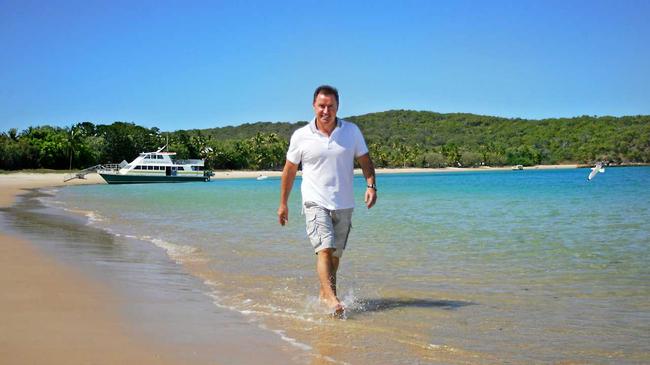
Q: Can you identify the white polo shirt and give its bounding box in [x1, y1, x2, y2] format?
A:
[286, 118, 369, 210]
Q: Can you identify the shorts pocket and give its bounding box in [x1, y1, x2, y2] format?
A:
[305, 208, 321, 248]
[305, 210, 317, 235]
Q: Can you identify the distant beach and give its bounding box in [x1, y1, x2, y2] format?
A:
[213, 163, 581, 179]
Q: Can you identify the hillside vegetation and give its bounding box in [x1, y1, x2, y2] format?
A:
[2, 110, 648, 171]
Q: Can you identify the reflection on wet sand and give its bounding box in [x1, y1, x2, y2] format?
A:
[2, 189, 117, 251]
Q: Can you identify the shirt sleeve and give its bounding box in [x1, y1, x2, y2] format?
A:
[286, 131, 302, 164]
[353, 124, 369, 158]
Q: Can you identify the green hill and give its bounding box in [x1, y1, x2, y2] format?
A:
[2, 110, 649, 170]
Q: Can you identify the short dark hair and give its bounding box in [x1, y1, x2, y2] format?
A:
[313, 85, 339, 106]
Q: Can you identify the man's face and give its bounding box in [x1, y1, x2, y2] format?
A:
[313, 93, 338, 129]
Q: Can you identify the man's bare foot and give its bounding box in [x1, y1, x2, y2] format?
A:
[319, 295, 345, 316]
[331, 303, 345, 318]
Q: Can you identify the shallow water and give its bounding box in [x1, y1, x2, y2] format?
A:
[32, 167, 650, 363]
[0, 190, 308, 364]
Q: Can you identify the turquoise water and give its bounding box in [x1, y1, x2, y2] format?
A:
[52, 167, 650, 364]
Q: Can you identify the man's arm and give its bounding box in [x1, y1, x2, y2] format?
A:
[278, 160, 299, 225]
[357, 153, 377, 209]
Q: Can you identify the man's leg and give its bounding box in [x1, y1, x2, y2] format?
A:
[317, 248, 343, 313]
[331, 255, 340, 294]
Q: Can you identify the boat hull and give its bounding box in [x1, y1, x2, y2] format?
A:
[99, 173, 209, 184]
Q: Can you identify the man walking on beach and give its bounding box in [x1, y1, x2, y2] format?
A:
[278, 85, 377, 316]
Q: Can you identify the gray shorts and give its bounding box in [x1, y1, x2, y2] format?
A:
[304, 202, 353, 258]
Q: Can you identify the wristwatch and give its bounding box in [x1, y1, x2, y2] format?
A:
[367, 183, 377, 191]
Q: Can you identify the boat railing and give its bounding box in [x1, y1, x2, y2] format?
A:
[174, 159, 204, 165]
[64, 162, 127, 182]
[99, 163, 123, 172]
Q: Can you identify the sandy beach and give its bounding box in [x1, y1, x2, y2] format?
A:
[0, 172, 303, 365]
[0, 234, 182, 364]
[0, 173, 183, 364]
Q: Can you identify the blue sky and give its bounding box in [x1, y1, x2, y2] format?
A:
[1, 0, 649, 132]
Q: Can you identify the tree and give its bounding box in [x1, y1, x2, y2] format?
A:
[442, 143, 461, 167]
[66, 125, 86, 170]
[422, 152, 447, 168]
[460, 151, 482, 167]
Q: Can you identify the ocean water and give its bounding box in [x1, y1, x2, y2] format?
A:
[47, 167, 650, 364]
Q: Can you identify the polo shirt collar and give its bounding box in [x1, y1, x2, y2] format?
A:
[309, 117, 342, 134]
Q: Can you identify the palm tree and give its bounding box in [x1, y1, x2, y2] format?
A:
[66, 125, 85, 170]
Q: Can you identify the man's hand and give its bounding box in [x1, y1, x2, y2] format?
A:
[365, 188, 377, 209]
[278, 204, 289, 226]
[357, 153, 377, 209]
[278, 160, 298, 226]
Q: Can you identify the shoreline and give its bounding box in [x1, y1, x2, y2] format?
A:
[0, 172, 104, 209]
[0, 174, 302, 364]
[0, 174, 184, 364]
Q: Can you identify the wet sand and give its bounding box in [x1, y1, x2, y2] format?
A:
[0, 172, 104, 208]
[0, 173, 182, 364]
[0, 173, 304, 365]
[0, 234, 180, 364]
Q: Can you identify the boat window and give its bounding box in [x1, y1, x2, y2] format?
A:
[144, 155, 150, 159]
[148, 166, 153, 170]
[177, 167, 184, 171]
[157, 155, 163, 159]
